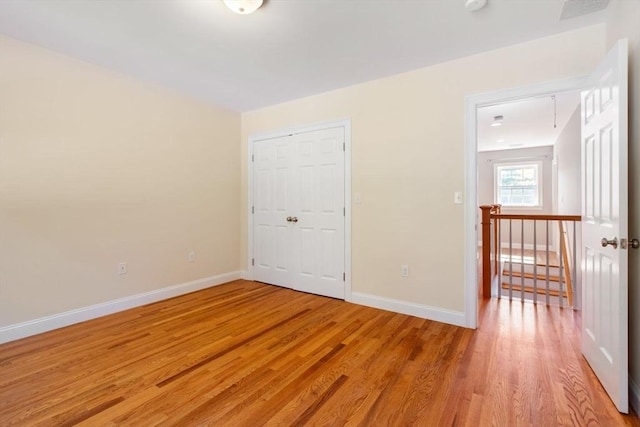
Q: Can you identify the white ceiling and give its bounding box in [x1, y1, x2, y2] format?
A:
[0, 0, 608, 112]
[477, 90, 581, 152]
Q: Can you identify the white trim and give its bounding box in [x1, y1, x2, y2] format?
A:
[630, 376, 640, 416]
[465, 76, 588, 329]
[351, 292, 466, 327]
[247, 118, 352, 301]
[343, 120, 353, 302]
[0, 271, 241, 344]
[240, 270, 251, 280]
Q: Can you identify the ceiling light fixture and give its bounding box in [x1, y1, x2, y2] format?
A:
[223, 0, 263, 14]
[465, 0, 487, 12]
[490, 115, 503, 127]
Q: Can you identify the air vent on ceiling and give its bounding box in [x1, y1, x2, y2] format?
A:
[560, 0, 610, 20]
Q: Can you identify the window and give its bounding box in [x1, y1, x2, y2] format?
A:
[494, 161, 542, 208]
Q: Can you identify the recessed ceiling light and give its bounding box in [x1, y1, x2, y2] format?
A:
[490, 115, 503, 127]
[223, 0, 263, 14]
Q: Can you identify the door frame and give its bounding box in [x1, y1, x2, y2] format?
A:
[464, 76, 588, 328]
[247, 118, 352, 301]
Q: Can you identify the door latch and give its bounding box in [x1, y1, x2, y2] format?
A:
[601, 237, 618, 249]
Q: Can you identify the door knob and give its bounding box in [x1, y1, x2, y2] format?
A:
[291, 217, 298, 223]
[630, 238, 640, 249]
[601, 237, 618, 249]
[286, 216, 292, 222]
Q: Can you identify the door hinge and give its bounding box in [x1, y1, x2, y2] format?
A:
[343, 142, 345, 152]
[252, 154, 254, 162]
[252, 258, 255, 266]
[343, 272, 345, 281]
[343, 207, 345, 216]
[252, 206, 255, 214]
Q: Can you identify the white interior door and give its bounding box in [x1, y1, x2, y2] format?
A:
[581, 39, 628, 413]
[290, 127, 345, 299]
[253, 135, 295, 288]
[253, 126, 346, 299]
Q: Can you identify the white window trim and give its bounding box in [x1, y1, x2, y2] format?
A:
[493, 160, 543, 210]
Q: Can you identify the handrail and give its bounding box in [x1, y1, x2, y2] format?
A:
[492, 213, 581, 221]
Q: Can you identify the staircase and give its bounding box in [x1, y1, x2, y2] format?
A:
[500, 253, 570, 306]
[479, 206, 580, 307]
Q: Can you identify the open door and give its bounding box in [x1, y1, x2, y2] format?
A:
[581, 39, 628, 413]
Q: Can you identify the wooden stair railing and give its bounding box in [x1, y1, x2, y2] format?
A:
[479, 208, 581, 306]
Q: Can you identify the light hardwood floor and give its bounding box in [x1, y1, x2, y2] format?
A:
[0, 280, 638, 426]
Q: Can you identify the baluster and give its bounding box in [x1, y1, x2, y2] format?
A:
[558, 220, 564, 308]
[509, 219, 513, 301]
[545, 220, 550, 306]
[572, 221, 577, 309]
[521, 219, 524, 302]
[498, 218, 502, 300]
[533, 220, 538, 305]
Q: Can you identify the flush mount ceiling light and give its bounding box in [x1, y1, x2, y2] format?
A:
[465, 0, 487, 12]
[223, 0, 263, 14]
[490, 115, 503, 127]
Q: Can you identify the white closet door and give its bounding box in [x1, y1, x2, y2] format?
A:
[252, 126, 345, 299]
[253, 136, 294, 288]
[291, 127, 345, 299]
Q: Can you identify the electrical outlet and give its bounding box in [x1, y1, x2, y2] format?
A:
[118, 262, 127, 275]
[401, 265, 409, 277]
[188, 251, 196, 262]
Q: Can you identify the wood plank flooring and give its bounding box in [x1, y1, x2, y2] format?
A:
[0, 280, 638, 426]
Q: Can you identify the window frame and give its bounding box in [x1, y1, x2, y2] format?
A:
[493, 160, 543, 210]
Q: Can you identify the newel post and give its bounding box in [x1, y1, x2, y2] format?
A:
[480, 205, 493, 298]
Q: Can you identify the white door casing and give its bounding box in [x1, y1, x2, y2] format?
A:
[581, 39, 628, 414]
[251, 124, 347, 300]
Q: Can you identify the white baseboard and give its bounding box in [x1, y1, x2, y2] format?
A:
[0, 271, 241, 344]
[631, 376, 640, 416]
[350, 292, 466, 328]
[240, 270, 251, 280]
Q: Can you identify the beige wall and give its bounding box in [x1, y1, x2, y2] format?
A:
[0, 35, 241, 326]
[605, 0, 640, 405]
[241, 25, 606, 313]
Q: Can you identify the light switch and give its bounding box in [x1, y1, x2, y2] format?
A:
[454, 192, 463, 204]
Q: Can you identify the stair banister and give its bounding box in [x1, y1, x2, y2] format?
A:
[479, 204, 501, 298]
